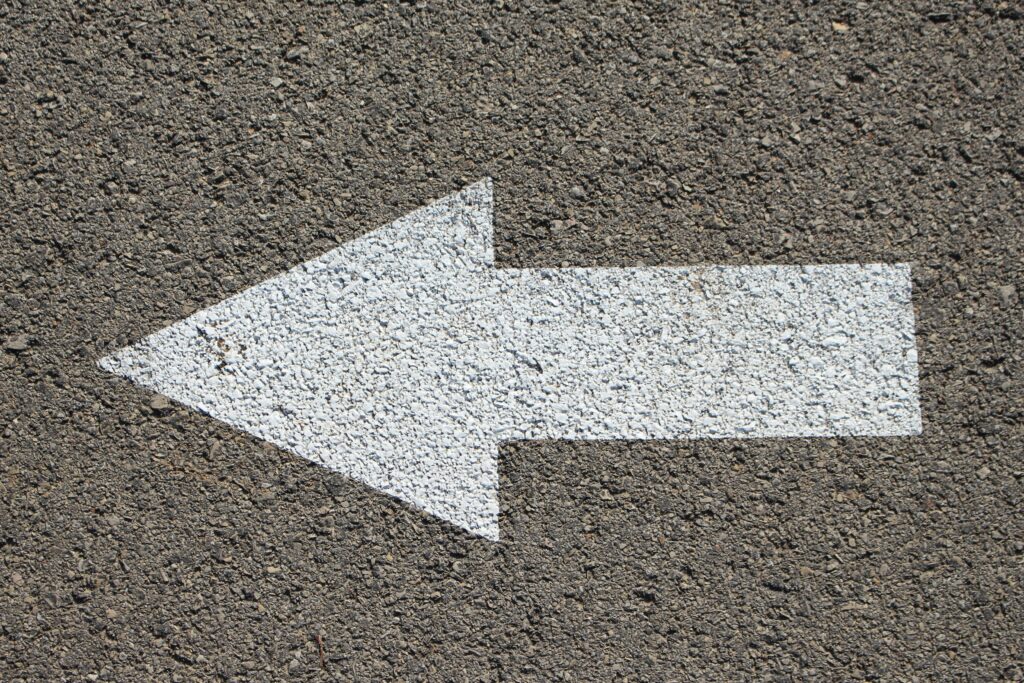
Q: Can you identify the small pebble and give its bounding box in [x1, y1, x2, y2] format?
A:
[4, 334, 29, 352]
[996, 284, 1017, 307]
[150, 395, 172, 412]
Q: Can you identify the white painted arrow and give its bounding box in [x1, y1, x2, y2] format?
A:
[100, 179, 921, 540]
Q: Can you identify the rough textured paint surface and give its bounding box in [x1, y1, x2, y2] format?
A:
[99, 180, 920, 539]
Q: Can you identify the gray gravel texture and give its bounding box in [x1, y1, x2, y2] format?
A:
[1, 1, 1022, 681]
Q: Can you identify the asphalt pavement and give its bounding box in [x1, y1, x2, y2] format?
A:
[2, 1, 1022, 680]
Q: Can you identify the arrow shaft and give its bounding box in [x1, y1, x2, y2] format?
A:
[493, 263, 920, 440]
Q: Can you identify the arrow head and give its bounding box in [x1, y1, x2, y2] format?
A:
[101, 179, 503, 540]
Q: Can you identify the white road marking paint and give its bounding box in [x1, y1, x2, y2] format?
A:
[100, 179, 921, 540]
